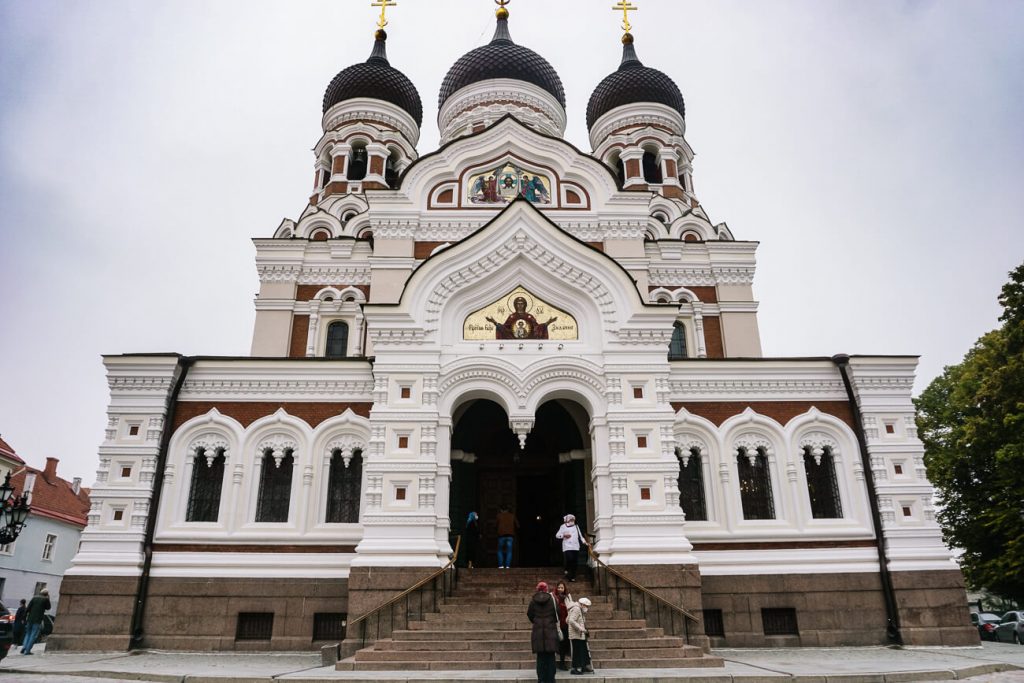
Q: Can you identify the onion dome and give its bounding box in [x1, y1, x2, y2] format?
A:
[323, 30, 423, 127]
[438, 8, 565, 110]
[586, 33, 685, 130]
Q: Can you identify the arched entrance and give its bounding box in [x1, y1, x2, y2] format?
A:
[450, 398, 591, 567]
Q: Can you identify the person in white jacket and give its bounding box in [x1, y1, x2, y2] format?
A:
[555, 514, 589, 582]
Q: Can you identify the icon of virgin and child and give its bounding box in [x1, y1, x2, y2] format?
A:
[486, 296, 557, 339]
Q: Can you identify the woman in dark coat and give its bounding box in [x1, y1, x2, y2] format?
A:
[526, 581, 559, 683]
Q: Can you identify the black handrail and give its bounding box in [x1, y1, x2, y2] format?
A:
[585, 540, 699, 645]
[346, 536, 462, 650]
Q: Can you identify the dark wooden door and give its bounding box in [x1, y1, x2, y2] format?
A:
[478, 467, 516, 567]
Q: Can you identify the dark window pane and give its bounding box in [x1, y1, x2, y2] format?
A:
[326, 449, 362, 523]
[737, 448, 775, 520]
[348, 146, 367, 181]
[642, 151, 663, 183]
[236, 612, 274, 640]
[326, 321, 349, 359]
[313, 612, 347, 641]
[668, 322, 687, 360]
[186, 449, 225, 522]
[762, 607, 798, 635]
[677, 448, 707, 521]
[703, 608, 725, 637]
[255, 450, 293, 523]
[804, 446, 843, 518]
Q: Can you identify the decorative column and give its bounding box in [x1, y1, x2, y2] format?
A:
[354, 311, 365, 356]
[305, 299, 321, 357]
[619, 148, 646, 189]
[509, 415, 535, 450]
[691, 302, 708, 358]
[363, 142, 389, 188]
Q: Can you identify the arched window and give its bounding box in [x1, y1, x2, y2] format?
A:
[642, 150, 663, 184]
[325, 321, 349, 359]
[668, 322, 687, 360]
[255, 448, 294, 523]
[326, 448, 363, 523]
[384, 149, 400, 188]
[737, 447, 775, 520]
[608, 152, 625, 186]
[348, 143, 367, 181]
[676, 447, 707, 521]
[803, 445, 843, 518]
[186, 447, 225, 522]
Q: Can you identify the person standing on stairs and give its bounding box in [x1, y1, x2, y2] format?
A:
[496, 505, 519, 569]
[463, 511, 480, 569]
[553, 581, 573, 670]
[555, 514, 589, 582]
[526, 581, 559, 683]
[567, 597, 594, 675]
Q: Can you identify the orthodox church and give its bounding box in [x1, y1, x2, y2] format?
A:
[50, 1, 974, 656]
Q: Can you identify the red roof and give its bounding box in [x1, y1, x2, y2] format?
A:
[0, 435, 26, 465]
[8, 459, 90, 528]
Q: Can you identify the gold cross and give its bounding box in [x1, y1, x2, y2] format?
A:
[613, 1, 638, 33]
[372, 0, 396, 30]
[495, 0, 511, 7]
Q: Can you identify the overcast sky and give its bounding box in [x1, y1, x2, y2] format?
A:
[1, 0, 1022, 483]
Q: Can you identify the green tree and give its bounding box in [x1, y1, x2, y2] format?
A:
[915, 263, 1024, 604]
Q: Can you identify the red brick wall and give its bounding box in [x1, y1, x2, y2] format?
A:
[586, 241, 604, 252]
[288, 315, 309, 358]
[172, 401, 373, 430]
[671, 400, 855, 430]
[415, 241, 449, 259]
[703, 316, 725, 358]
[369, 156, 384, 176]
[625, 158, 640, 178]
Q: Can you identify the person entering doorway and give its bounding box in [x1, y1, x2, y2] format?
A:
[496, 505, 519, 568]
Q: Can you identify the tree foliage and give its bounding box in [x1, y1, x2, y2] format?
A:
[915, 263, 1024, 603]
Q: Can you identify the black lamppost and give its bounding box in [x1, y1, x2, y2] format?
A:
[0, 471, 31, 545]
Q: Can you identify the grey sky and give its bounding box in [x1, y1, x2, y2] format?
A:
[1, 0, 1022, 483]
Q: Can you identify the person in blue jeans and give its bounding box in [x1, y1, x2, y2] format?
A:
[21, 588, 50, 655]
[495, 506, 519, 568]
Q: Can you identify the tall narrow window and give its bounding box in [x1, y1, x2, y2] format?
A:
[347, 143, 367, 181]
[677, 447, 707, 521]
[642, 150, 663, 184]
[803, 446, 843, 518]
[737, 447, 775, 520]
[41, 534, 57, 561]
[326, 449, 363, 523]
[186, 447, 226, 522]
[668, 321, 688, 360]
[325, 321, 349, 359]
[385, 150, 400, 188]
[255, 448, 294, 523]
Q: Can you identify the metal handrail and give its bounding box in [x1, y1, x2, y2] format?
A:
[585, 541, 699, 644]
[346, 535, 462, 648]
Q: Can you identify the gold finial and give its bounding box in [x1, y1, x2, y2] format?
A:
[613, 1, 637, 34]
[495, 0, 510, 19]
[372, 0, 396, 31]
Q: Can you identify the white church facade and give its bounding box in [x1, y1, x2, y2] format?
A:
[50, 3, 974, 654]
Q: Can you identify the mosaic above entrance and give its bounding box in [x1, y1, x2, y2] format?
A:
[467, 162, 552, 205]
[463, 287, 578, 340]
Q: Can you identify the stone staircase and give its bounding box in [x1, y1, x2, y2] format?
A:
[338, 568, 723, 671]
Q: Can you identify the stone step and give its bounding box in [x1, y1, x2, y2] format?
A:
[342, 655, 725, 671]
[443, 594, 608, 605]
[372, 636, 689, 652]
[408, 617, 648, 630]
[391, 627, 664, 641]
[438, 602, 614, 614]
[353, 645, 704, 663]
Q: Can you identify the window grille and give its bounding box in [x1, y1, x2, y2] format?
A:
[236, 612, 274, 640]
[703, 608, 725, 637]
[668, 321, 688, 360]
[326, 321, 349, 359]
[312, 612, 347, 641]
[326, 449, 362, 523]
[677, 447, 707, 521]
[255, 449, 294, 523]
[186, 448, 226, 522]
[737, 448, 775, 520]
[762, 607, 799, 635]
[803, 446, 843, 519]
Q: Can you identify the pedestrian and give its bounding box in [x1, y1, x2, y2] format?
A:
[567, 596, 593, 675]
[526, 581, 559, 683]
[496, 505, 519, 569]
[21, 588, 51, 655]
[13, 599, 27, 646]
[463, 511, 480, 569]
[553, 581, 573, 670]
[555, 514, 589, 581]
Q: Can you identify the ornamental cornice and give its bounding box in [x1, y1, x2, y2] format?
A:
[374, 220, 648, 243]
[648, 267, 716, 287]
[297, 266, 371, 285]
[180, 379, 374, 400]
[711, 267, 757, 286]
[591, 111, 685, 148]
[108, 376, 175, 393]
[440, 87, 563, 132]
[257, 265, 303, 283]
[669, 378, 846, 399]
[322, 104, 419, 148]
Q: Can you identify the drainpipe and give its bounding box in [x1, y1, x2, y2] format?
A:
[831, 354, 903, 645]
[130, 355, 194, 648]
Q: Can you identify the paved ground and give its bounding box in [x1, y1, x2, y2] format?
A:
[0, 642, 1022, 683]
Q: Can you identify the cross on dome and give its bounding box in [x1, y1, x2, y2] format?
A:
[372, 0, 396, 31]
[613, 1, 638, 34]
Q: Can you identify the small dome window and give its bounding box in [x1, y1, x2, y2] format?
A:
[642, 148, 663, 184]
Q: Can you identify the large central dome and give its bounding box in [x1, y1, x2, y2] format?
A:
[438, 10, 565, 110]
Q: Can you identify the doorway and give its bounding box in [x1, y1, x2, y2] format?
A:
[450, 399, 589, 568]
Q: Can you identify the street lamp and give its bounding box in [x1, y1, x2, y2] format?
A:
[0, 471, 31, 545]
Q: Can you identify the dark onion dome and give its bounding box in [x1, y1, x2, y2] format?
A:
[323, 30, 423, 127]
[438, 8, 565, 110]
[586, 33, 685, 130]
